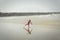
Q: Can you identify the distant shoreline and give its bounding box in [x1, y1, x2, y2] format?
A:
[0, 12, 60, 17]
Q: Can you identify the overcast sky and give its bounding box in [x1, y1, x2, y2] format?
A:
[0, 0, 60, 12]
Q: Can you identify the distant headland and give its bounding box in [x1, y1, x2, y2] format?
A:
[0, 12, 60, 17]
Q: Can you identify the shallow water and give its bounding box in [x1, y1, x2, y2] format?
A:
[0, 14, 60, 40]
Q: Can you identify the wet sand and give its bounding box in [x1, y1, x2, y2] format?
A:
[0, 14, 60, 40]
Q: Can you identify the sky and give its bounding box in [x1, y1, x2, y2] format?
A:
[0, 0, 60, 12]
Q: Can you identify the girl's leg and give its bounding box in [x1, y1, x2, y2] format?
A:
[28, 25, 30, 28]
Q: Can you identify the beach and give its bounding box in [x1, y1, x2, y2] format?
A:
[0, 14, 60, 40]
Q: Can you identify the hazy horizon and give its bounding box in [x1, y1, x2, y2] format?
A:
[0, 0, 60, 12]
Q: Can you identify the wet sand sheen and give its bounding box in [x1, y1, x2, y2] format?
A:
[0, 14, 60, 40]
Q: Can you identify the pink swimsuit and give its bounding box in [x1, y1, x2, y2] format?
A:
[25, 20, 31, 25]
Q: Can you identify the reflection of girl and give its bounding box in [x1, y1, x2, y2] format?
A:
[24, 19, 32, 34]
[24, 27, 32, 34]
